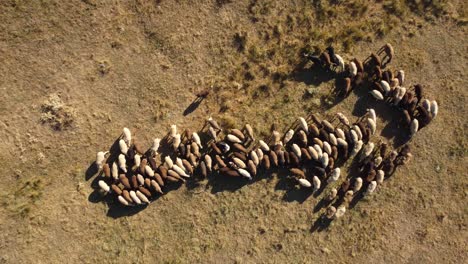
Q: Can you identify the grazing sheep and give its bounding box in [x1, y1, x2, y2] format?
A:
[359, 142, 375, 161]
[353, 177, 363, 192]
[367, 108, 376, 123]
[136, 174, 145, 186]
[337, 138, 348, 147]
[309, 124, 320, 137]
[230, 129, 245, 141]
[313, 144, 323, 159]
[374, 156, 383, 167]
[175, 158, 185, 172]
[118, 154, 127, 173]
[327, 168, 340, 183]
[307, 146, 319, 161]
[134, 154, 141, 168]
[233, 157, 247, 169]
[299, 178, 312, 188]
[335, 205, 346, 218]
[164, 156, 174, 169]
[312, 176, 321, 191]
[98, 180, 110, 193]
[351, 140, 363, 156]
[244, 124, 255, 141]
[272, 131, 281, 145]
[367, 118, 376, 135]
[370, 90, 384, 100]
[172, 164, 189, 177]
[123, 127, 132, 145]
[259, 140, 270, 152]
[350, 130, 359, 144]
[299, 130, 308, 146]
[199, 161, 208, 178]
[410, 119, 419, 137]
[102, 164, 111, 178]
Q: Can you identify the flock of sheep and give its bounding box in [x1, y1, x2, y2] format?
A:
[92, 43, 438, 222]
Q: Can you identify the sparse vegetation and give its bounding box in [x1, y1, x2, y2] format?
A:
[40, 94, 75, 131]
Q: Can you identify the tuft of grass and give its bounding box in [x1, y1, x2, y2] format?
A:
[220, 116, 237, 129]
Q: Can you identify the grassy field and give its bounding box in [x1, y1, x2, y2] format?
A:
[0, 0, 467, 263]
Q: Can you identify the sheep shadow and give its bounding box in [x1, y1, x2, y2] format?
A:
[292, 64, 336, 87]
[183, 97, 204, 116]
[310, 216, 332, 233]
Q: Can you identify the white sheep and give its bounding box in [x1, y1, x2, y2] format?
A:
[118, 195, 129, 206]
[308, 146, 319, 161]
[349, 61, 357, 77]
[173, 164, 190, 177]
[129, 191, 142, 204]
[250, 151, 260, 166]
[353, 177, 363, 192]
[292, 143, 302, 158]
[323, 141, 332, 155]
[164, 156, 174, 168]
[95, 151, 107, 170]
[283, 129, 294, 145]
[312, 176, 321, 191]
[238, 168, 252, 180]
[352, 125, 363, 140]
[111, 162, 118, 179]
[380, 80, 391, 95]
[298, 178, 312, 188]
[172, 134, 181, 150]
[335, 54, 345, 72]
[374, 156, 383, 167]
[335, 128, 345, 140]
[367, 118, 376, 135]
[337, 138, 348, 147]
[351, 140, 363, 156]
[365, 181, 377, 195]
[376, 170, 385, 184]
[207, 117, 221, 130]
[359, 142, 375, 161]
[192, 132, 203, 149]
[259, 140, 270, 152]
[151, 138, 160, 154]
[119, 139, 128, 155]
[329, 133, 338, 146]
[204, 155, 213, 171]
[98, 180, 110, 193]
[422, 99, 431, 111]
[410, 119, 419, 137]
[134, 154, 141, 167]
[321, 152, 329, 168]
[122, 127, 132, 145]
[233, 157, 247, 169]
[256, 149, 264, 162]
[176, 158, 185, 172]
[397, 70, 405, 85]
[313, 144, 323, 159]
[350, 130, 359, 144]
[136, 190, 150, 204]
[118, 154, 127, 173]
[137, 174, 145, 185]
[170, 125, 177, 138]
[327, 168, 340, 183]
[367, 108, 376, 123]
[430, 100, 438, 118]
[298, 117, 308, 133]
[226, 134, 241, 144]
[335, 205, 346, 218]
[151, 180, 163, 194]
[370, 90, 384, 100]
[272, 131, 281, 145]
[145, 165, 155, 177]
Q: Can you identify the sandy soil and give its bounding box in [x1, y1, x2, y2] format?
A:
[0, 1, 466, 263]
